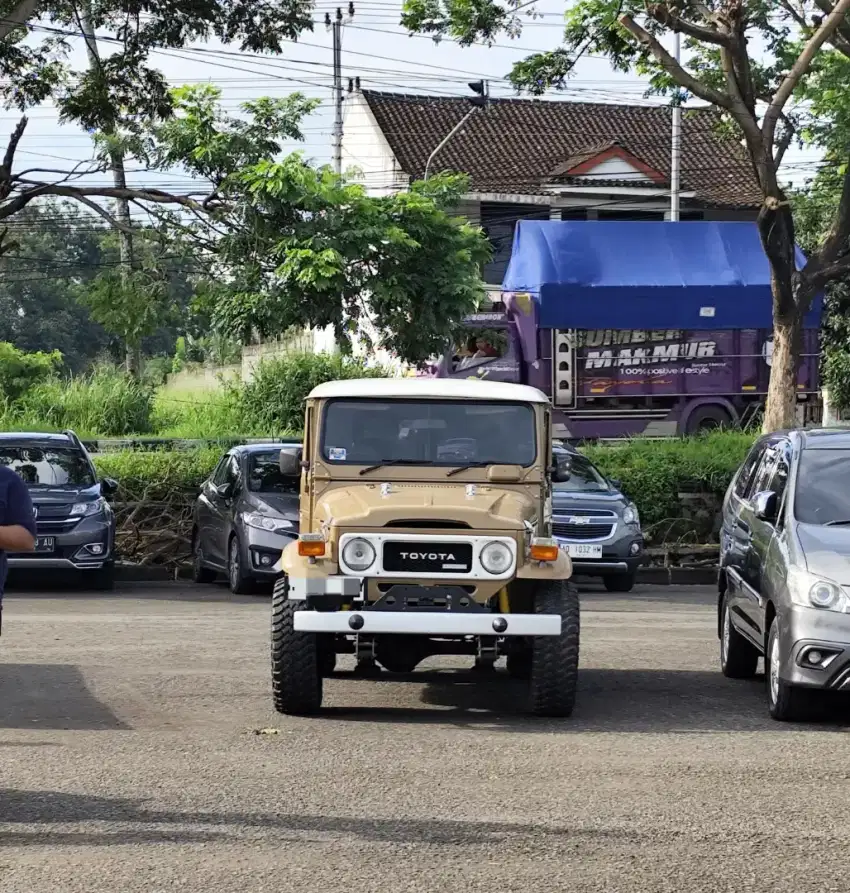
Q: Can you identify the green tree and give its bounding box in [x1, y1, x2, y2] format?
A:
[0, 341, 61, 402]
[401, 0, 850, 430]
[151, 86, 492, 364]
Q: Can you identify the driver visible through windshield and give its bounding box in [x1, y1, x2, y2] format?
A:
[320, 399, 536, 469]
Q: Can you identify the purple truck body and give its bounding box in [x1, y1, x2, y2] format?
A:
[431, 292, 821, 439]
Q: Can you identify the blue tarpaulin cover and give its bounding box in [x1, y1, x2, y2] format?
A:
[502, 220, 822, 330]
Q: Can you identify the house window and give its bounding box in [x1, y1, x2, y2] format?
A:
[560, 208, 587, 220]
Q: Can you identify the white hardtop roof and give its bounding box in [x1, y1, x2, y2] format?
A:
[308, 377, 549, 404]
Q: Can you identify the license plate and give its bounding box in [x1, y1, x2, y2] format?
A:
[35, 537, 55, 553]
[560, 543, 602, 559]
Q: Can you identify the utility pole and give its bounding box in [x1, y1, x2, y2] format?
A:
[327, 3, 354, 177]
[670, 32, 682, 222]
[424, 80, 488, 180]
[78, 1, 140, 374]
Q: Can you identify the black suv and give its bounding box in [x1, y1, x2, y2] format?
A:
[2, 430, 118, 588]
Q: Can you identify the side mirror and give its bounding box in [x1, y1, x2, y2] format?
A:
[279, 446, 303, 477]
[101, 477, 118, 497]
[217, 481, 234, 500]
[609, 478, 622, 491]
[753, 490, 778, 523]
[551, 452, 571, 483]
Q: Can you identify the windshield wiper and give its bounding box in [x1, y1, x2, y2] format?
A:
[359, 459, 422, 476]
[446, 461, 493, 477]
[824, 519, 850, 526]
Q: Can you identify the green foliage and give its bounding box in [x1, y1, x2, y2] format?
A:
[151, 87, 491, 364]
[582, 432, 755, 540]
[11, 366, 155, 437]
[152, 388, 247, 439]
[93, 449, 221, 501]
[0, 342, 61, 402]
[239, 353, 388, 434]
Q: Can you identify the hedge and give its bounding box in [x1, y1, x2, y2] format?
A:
[92, 431, 757, 566]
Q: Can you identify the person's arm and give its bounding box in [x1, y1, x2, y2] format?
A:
[0, 474, 36, 552]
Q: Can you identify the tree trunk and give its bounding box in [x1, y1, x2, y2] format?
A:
[757, 197, 806, 433]
[763, 314, 803, 432]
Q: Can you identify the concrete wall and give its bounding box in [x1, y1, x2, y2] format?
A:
[162, 364, 241, 394]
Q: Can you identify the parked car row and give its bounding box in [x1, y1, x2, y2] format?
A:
[189, 440, 646, 594]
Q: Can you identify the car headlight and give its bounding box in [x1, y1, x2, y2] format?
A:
[623, 503, 639, 526]
[243, 513, 295, 535]
[71, 498, 106, 517]
[480, 541, 513, 575]
[788, 568, 848, 612]
[341, 537, 376, 572]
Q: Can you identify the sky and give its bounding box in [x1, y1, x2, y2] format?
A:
[1, 0, 824, 203]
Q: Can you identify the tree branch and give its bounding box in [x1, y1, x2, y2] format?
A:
[0, 0, 39, 41]
[645, 4, 730, 45]
[2, 116, 27, 172]
[813, 0, 850, 57]
[809, 159, 850, 277]
[618, 14, 734, 108]
[763, 0, 850, 147]
[774, 113, 796, 167]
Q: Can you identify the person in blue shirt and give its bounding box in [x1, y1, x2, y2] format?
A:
[0, 465, 37, 636]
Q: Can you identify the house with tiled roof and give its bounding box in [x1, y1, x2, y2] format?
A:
[342, 89, 762, 286]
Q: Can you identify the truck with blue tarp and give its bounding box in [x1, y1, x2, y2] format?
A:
[431, 220, 822, 440]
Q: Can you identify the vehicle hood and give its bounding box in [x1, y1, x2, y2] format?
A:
[552, 489, 626, 514]
[313, 481, 537, 531]
[246, 492, 300, 522]
[28, 485, 98, 505]
[796, 523, 850, 584]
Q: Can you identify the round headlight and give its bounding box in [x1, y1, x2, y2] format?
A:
[480, 541, 513, 575]
[810, 580, 840, 609]
[342, 537, 376, 572]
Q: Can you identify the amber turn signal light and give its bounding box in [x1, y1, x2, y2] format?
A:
[298, 537, 326, 557]
[529, 540, 560, 562]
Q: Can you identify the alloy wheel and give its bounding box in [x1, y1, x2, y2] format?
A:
[769, 634, 781, 706]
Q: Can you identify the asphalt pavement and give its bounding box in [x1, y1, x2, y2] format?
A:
[2, 581, 850, 892]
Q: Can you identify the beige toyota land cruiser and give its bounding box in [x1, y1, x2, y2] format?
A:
[272, 378, 579, 717]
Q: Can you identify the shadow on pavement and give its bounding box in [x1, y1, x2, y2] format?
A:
[0, 665, 129, 731]
[321, 666, 850, 732]
[0, 788, 641, 847]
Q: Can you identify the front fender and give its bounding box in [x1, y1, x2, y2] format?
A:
[276, 539, 340, 578]
[516, 550, 573, 580]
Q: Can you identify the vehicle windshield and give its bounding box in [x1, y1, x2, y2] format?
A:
[553, 454, 611, 492]
[795, 450, 850, 524]
[0, 446, 94, 487]
[247, 449, 299, 494]
[321, 399, 537, 467]
[449, 328, 508, 373]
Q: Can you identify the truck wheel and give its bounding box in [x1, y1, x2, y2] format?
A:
[720, 594, 758, 679]
[271, 576, 322, 715]
[228, 534, 255, 595]
[319, 639, 337, 677]
[528, 580, 580, 717]
[684, 404, 734, 435]
[603, 572, 636, 593]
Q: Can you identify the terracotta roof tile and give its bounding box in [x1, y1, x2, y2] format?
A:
[361, 91, 762, 209]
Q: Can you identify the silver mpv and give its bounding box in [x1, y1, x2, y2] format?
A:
[719, 428, 850, 721]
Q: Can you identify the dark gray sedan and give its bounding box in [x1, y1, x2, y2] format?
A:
[552, 445, 645, 592]
[192, 443, 300, 593]
[719, 427, 850, 721]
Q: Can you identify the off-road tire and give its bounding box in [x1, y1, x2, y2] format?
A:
[319, 638, 337, 677]
[528, 580, 579, 717]
[191, 531, 216, 584]
[271, 576, 322, 715]
[603, 572, 636, 593]
[720, 594, 758, 679]
[767, 618, 807, 722]
[228, 534, 255, 595]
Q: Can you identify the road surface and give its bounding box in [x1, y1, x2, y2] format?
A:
[1, 582, 848, 892]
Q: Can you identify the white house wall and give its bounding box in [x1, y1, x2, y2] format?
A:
[342, 93, 409, 196]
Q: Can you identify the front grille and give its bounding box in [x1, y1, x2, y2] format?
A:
[36, 520, 79, 535]
[382, 541, 473, 574]
[33, 504, 78, 535]
[552, 522, 614, 540]
[34, 503, 73, 520]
